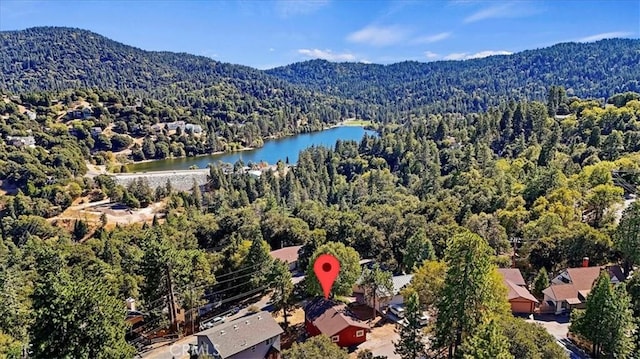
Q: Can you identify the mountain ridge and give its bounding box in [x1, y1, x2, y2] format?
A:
[2, 26, 639, 113]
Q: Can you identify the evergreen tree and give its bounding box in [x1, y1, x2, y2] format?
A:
[361, 264, 394, 319]
[394, 291, 426, 359]
[532, 267, 550, 299]
[402, 228, 436, 271]
[434, 231, 509, 358]
[615, 202, 640, 276]
[461, 319, 513, 359]
[570, 272, 636, 358]
[283, 335, 349, 359]
[267, 259, 293, 327]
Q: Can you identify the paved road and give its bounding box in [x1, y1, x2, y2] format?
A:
[526, 314, 590, 359]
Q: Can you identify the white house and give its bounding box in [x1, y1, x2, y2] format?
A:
[354, 274, 414, 312]
[197, 311, 283, 359]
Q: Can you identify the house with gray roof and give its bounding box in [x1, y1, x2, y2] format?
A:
[353, 273, 414, 312]
[196, 311, 283, 359]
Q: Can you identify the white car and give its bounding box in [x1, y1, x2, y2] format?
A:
[389, 304, 406, 318]
[200, 316, 225, 330]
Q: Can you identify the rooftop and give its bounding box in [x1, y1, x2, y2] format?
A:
[497, 268, 527, 287]
[269, 245, 302, 264]
[305, 297, 369, 337]
[197, 311, 283, 358]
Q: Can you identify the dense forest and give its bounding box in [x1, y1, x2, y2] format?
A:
[267, 39, 640, 113]
[1, 26, 640, 359]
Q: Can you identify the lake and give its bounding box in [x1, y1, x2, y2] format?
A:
[127, 126, 377, 172]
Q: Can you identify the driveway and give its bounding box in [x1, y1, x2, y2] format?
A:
[526, 314, 590, 359]
[351, 322, 400, 359]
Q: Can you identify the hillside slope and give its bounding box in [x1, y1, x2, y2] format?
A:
[266, 39, 640, 112]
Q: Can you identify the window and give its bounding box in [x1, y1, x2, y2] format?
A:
[356, 330, 365, 338]
[331, 335, 339, 343]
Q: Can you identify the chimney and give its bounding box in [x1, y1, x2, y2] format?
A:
[233, 325, 238, 331]
[582, 257, 589, 267]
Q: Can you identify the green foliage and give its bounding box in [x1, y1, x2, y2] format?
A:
[394, 291, 427, 359]
[570, 273, 636, 358]
[360, 264, 393, 316]
[30, 266, 135, 358]
[532, 267, 550, 299]
[282, 335, 349, 359]
[500, 317, 568, 359]
[402, 228, 436, 271]
[615, 202, 640, 275]
[434, 232, 510, 358]
[403, 260, 446, 310]
[305, 242, 361, 297]
[267, 259, 293, 326]
[461, 319, 513, 359]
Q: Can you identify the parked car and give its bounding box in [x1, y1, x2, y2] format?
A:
[199, 316, 225, 330]
[389, 304, 405, 318]
[418, 313, 430, 326]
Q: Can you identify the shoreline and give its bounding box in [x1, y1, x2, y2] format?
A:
[121, 120, 371, 168]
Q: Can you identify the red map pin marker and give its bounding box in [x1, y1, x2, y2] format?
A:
[313, 254, 340, 299]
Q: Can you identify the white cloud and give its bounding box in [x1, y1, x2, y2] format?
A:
[464, 2, 539, 23]
[424, 51, 439, 59]
[443, 52, 469, 60]
[578, 31, 633, 42]
[269, 48, 275, 52]
[412, 32, 452, 44]
[275, 0, 329, 18]
[467, 50, 512, 58]
[297, 48, 356, 61]
[346, 25, 408, 46]
[443, 50, 512, 60]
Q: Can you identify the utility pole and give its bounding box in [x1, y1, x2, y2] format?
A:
[281, 279, 288, 329]
[509, 237, 522, 268]
[166, 264, 179, 334]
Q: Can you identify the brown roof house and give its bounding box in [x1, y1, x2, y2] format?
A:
[542, 258, 624, 314]
[304, 297, 370, 348]
[269, 245, 302, 272]
[497, 268, 538, 314]
[197, 311, 283, 359]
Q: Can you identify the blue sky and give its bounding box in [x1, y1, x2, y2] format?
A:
[1, 0, 638, 69]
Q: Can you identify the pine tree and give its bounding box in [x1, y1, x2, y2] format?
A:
[570, 272, 637, 358]
[394, 292, 426, 359]
[615, 202, 640, 276]
[434, 231, 509, 358]
[361, 264, 393, 319]
[461, 320, 514, 359]
[532, 267, 550, 299]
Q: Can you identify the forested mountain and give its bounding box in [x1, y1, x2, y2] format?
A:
[267, 39, 640, 113]
[2, 27, 640, 117]
[0, 27, 366, 125]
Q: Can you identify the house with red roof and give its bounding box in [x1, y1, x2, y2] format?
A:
[497, 268, 539, 314]
[304, 297, 370, 348]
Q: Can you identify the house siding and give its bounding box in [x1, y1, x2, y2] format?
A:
[305, 320, 366, 348]
[228, 336, 280, 359]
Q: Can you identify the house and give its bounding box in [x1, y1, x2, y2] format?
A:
[67, 107, 93, 120]
[497, 268, 538, 314]
[353, 274, 414, 312]
[269, 245, 302, 272]
[6, 135, 36, 148]
[197, 311, 283, 359]
[23, 110, 36, 120]
[542, 259, 624, 314]
[185, 123, 203, 134]
[150, 123, 165, 133]
[305, 297, 370, 347]
[90, 127, 103, 137]
[166, 121, 186, 132]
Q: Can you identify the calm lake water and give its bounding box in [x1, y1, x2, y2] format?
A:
[127, 126, 377, 172]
